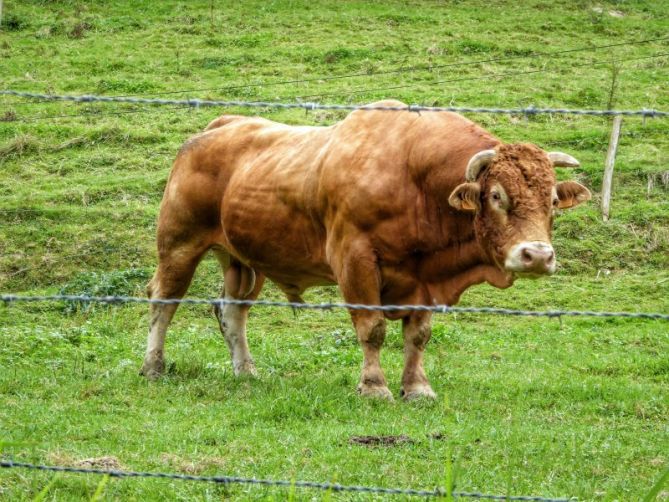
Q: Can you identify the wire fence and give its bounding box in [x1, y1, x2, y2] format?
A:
[0, 459, 573, 501]
[2, 89, 668, 117]
[1, 294, 667, 320]
[2, 39, 667, 501]
[3, 36, 668, 107]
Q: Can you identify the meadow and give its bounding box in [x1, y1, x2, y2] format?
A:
[0, 0, 668, 500]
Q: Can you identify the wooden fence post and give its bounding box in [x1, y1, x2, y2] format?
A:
[601, 115, 623, 222]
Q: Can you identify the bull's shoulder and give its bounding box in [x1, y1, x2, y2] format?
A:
[405, 113, 500, 190]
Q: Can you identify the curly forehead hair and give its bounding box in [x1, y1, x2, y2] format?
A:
[480, 143, 555, 211]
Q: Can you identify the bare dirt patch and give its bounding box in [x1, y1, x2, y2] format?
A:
[349, 435, 412, 446]
[75, 456, 123, 470]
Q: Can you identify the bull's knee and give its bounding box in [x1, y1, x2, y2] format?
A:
[354, 314, 392, 400]
[409, 324, 432, 350]
[354, 315, 386, 346]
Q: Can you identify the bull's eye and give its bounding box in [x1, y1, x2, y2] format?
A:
[489, 185, 509, 212]
[552, 198, 559, 208]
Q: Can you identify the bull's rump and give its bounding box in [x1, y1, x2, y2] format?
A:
[171, 115, 337, 288]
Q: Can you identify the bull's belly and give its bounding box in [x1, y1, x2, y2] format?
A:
[223, 236, 335, 288]
[220, 201, 335, 296]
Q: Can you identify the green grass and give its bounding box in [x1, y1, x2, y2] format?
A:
[1, 0, 668, 500]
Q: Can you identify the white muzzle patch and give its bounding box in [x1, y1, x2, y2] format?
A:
[504, 241, 556, 275]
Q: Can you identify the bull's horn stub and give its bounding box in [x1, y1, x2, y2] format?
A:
[466, 149, 497, 181]
[547, 152, 580, 167]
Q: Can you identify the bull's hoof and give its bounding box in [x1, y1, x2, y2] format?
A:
[139, 359, 165, 380]
[233, 360, 258, 377]
[357, 383, 394, 401]
[400, 385, 437, 401]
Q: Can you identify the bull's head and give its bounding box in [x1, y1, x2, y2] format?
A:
[448, 143, 591, 276]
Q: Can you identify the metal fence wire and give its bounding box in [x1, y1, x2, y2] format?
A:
[0, 459, 574, 501]
[1, 294, 667, 320]
[1, 89, 668, 117]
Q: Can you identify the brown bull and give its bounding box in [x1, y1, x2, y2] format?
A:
[141, 100, 590, 400]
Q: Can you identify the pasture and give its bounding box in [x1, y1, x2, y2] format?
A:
[1, 0, 668, 500]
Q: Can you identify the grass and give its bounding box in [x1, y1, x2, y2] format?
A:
[1, 0, 668, 500]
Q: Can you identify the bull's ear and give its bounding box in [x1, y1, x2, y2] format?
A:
[556, 181, 591, 209]
[448, 182, 481, 212]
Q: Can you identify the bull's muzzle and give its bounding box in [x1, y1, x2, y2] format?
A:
[504, 241, 556, 276]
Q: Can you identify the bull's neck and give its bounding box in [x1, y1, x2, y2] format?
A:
[404, 122, 502, 284]
[415, 218, 489, 281]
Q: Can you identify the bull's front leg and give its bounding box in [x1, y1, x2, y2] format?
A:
[350, 310, 392, 400]
[335, 239, 393, 400]
[400, 311, 437, 400]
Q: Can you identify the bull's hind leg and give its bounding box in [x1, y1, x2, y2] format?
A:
[213, 252, 265, 376]
[141, 243, 206, 379]
[400, 312, 437, 400]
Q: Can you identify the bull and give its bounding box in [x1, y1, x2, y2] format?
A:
[141, 100, 591, 400]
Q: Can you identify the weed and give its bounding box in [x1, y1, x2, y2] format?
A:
[68, 21, 94, 40]
[1, 111, 17, 122]
[58, 268, 151, 313]
[0, 135, 40, 160]
[322, 48, 373, 64]
[1, 13, 28, 32]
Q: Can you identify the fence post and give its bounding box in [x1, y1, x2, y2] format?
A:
[601, 115, 623, 221]
[0, 1, 3, 28]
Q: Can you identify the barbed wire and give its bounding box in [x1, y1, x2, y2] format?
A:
[0, 459, 573, 501]
[4, 104, 192, 123]
[1, 90, 667, 117]
[1, 294, 667, 320]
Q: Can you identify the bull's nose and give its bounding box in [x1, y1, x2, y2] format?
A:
[505, 242, 556, 275]
[520, 245, 554, 268]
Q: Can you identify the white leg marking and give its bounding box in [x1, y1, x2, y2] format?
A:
[141, 304, 178, 378]
[216, 293, 256, 376]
